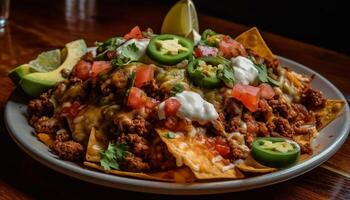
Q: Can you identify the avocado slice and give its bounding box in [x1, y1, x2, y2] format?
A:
[8, 64, 36, 84]
[20, 40, 87, 97]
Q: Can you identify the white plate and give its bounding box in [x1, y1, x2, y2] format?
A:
[4, 56, 350, 195]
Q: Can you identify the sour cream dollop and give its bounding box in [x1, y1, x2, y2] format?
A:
[117, 38, 150, 60]
[158, 91, 219, 123]
[231, 56, 259, 85]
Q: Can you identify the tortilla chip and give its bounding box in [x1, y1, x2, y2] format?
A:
[236, 155, 277, 173]
[235, 27, 275, 60]
[86, 127, 108, 162]
[315, 100, 345, 130]
[156, 128, 244, 180]
[83, 162, 195, 183]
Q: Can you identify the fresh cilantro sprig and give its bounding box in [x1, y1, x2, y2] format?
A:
[95, 37, 125, 60]
[249, 55, 281, 87]
[218, 64, 235, 88]
[111, 42, 140, 68]
[100, 143, 129, 170]
[170, 83, 185, 96]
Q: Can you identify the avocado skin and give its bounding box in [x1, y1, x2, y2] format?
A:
[20, 40, 87, 97]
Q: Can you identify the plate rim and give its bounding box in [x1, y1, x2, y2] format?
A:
[4, 55, 350, 195]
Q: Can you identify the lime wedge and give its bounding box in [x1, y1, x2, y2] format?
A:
[161, 0, 199, 37]
[29, 49, 61, 72]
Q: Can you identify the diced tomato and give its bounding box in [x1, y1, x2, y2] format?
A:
[214, 137, 230, 158]
[194, 45, 219, 57]
[164, 98, 181, 117]
[215, 144, 230, 158]
[91, 61, 112, 79]
[232, 83, 261, 112]
[219, 36, 247, 58]
[61, 101, 81, 118]
[124, 26, 143, 40]
[259, 83, 275, 99]
[127, 87, 148, 109]
[134, 65, 154, 88]
[72, 60, 91, 81]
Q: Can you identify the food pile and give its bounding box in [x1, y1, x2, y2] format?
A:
[10, 26, 344, 182]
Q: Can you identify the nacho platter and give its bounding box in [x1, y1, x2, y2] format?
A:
[4, 26, 350, 194]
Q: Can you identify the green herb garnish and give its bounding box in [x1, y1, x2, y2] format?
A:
[163, 132, 176, 139]
[100, 143, 129, 170]
[170, 83, 185, 96]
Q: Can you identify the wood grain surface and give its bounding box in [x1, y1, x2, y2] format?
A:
[0, 0, 349, 199]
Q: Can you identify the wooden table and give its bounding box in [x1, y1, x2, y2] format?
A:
[1, 0, 349, 199]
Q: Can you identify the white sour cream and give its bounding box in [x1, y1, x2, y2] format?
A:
[231, 56, 259, 85]
[158, 91, 219, 124]
[117, 38, 150, 60]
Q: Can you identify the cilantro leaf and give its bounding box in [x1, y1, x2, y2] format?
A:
[111, 42, 142, 68]
[170, 83, 185, 96]
[163, 132, 177, 139]
[121, 43, 140, 60]
[218, 65, 235, 88]
[255, 64, 269, 83]
[100, 143, 129, 170]
[95, 37, 125, 60]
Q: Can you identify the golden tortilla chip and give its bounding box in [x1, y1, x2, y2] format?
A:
[315, 100, 345, 130]
[235, 27, 275, 60]
[86, 127, 108, 162]
[236, 155, 277, 173]
[83, 162, 195, 183]
[156, 128, 244, 180]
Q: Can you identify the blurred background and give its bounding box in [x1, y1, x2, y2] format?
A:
[2, 0, 348, 55]
[172, 0, 349, 55]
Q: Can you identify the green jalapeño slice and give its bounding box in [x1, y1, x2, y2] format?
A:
[252, 137, 300, 168]
[187, 56, 232, 89]
[147, 34, 194, 65]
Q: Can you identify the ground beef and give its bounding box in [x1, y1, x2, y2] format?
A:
[127, 116, 151, 136]
[121, 154, 150, 172]
[111, 70, 128, 91]
[27, 92, 54, 125]
[254, 99, 273, 122]
[118, 133, 150, 157]
[299, 143, 313, 154]
[290, 104, 311, 123]
[231, 146, 249, 159]
[140, 79, 160, 99]
[81, 51, 94, 63]
[292, 121, 314, 135]
[148, 142, 176, 170]
[271, 117, 294, 138]
[257, 122, 270, 137]
[301, 88, 326, 109]
[223, 98, 242, 119]
[55, 129, 70, 142]
[51, 140, 84, 161]
[269, 99, 289, 118]
[33, 116, 60, 134]
[225, 117, 241, 132]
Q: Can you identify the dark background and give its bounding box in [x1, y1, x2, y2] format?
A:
[163, 0, 349, 55]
